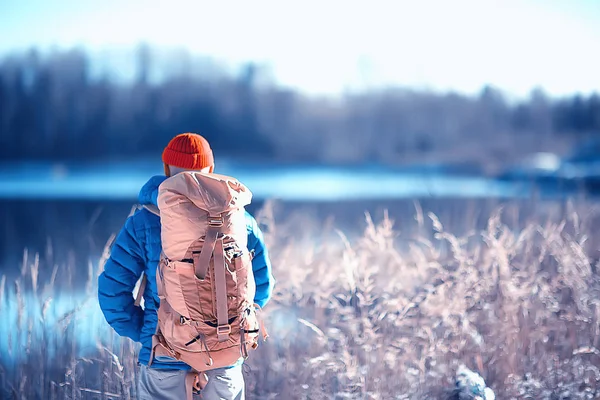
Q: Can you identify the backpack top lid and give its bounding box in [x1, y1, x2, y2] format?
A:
[157, 171, 252, 260]
[158, 171, 252, 215]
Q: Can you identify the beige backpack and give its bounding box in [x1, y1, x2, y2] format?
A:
[142, 171, 264, 376]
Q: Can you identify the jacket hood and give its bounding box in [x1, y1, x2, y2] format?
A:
[138, 175, 167, 206]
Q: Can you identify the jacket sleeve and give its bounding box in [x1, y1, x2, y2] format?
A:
[246, 212, 275, 308]
[98, 215, 145, 342]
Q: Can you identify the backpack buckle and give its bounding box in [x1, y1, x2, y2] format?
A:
[208, 217, 224, 227]
[217, 324, 231, 335]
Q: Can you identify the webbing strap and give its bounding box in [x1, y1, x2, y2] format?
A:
[184, 372, 196, 400]
[213, 239, 230, 342]
[254, 304, 270, 341]
[194, 226, 219, 280]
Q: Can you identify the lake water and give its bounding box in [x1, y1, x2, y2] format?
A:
[0, 159, 532, 276]
[0, 159, 526, 201]
[0, 286, 111, 363]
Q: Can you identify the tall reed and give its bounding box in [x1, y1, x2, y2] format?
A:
[1, 200, 599, 399]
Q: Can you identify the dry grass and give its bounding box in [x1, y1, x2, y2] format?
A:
[2, 200, 600, 399]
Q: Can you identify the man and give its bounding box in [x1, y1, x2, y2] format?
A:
[98, 133, 274, 399]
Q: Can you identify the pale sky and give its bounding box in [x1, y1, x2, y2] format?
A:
[1, 0, 599, 97]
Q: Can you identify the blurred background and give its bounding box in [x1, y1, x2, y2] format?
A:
[1, 0, 600, 397]
[1, 0, 600, 273]
[1, 0, 599, 271]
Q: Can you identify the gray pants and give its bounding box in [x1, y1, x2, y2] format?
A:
[138, 364, 245, 400]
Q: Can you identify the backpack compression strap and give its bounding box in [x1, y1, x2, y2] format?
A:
[213, 238, 230, 342]
[192, 214, 231, 342]
[193, 226, 218, 280]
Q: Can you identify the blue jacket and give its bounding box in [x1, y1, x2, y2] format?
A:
[98, 175, 274, 369]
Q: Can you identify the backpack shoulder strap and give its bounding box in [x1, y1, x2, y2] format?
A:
[130, 204, 153, 308]
[134, 273, 147, 307]
[142, 204, 160, 216]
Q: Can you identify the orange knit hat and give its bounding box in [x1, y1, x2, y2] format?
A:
[162, 133, 214, 171]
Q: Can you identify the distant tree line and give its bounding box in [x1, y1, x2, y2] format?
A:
[0, 48, 599, 166]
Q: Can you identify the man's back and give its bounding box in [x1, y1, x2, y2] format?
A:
[98, 133, 274, 399]
[98, 174, 274, 369]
